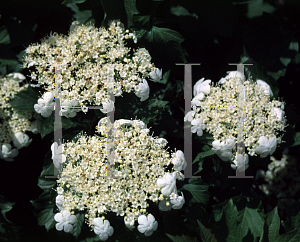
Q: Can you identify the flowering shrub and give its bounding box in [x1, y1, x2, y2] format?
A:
[23, 21, 162, 118]
[185, 71, 287, 170]
[54, 117, 185, 239]
[0, 73, 40, 161]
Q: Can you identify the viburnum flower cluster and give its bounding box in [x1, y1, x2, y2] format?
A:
[23, 21, 162, 118]
[54, 118, 185, 240]
[255, 148, 300, 216]
[185, 71, 287, 171]
[0, 73, 40, 161]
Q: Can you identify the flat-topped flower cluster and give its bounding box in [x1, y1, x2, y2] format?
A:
[23, 21, 162, 118]
[0, 73, 40, 161]
[54, 118, 185, 240]
[185, 71, 287, 171]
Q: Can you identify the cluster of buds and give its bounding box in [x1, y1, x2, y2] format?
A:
[185, 71, 287, 171]
[0, 73, 40, 161]
[54, 118, 185, 240]
[23, 21, 162, 118]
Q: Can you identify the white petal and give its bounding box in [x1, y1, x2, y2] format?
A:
[63, 223, 73, 233]
[54, 213, 63, 222]
[55, 222, 64, 231]
[43, 92, 54, 103]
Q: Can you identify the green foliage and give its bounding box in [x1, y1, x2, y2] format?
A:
[39, 112, 91, 139]
[71, 214, 85, 239]
[143, 26, 187, 63]
[165, 233, 199, 242]
[0, 195, 20, 241]
[259, 207, 300, 242]
[197, 220, 217, 242]
[66, 3, 93, 24]
[114, 92, 171, 124]
[62, 0, 86, 4]
[182, 179, 210, 205]
[9, 86, 40, 114]
[124, 0, 139, 28]
[0, 26, 10, 45]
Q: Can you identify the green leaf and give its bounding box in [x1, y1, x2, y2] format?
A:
[30, 189, 56, 231]
[71, 214, 85, 239]
[38, 177, 56, 190]
[165, 233, 199, 242]
[182, 179, 210, 205]
[0, 26, 10, 44]
[193, 150, 214, 164]
[259, 207, 281, 242]
[170, 5, 198, 19]
[291, 132, 300, 147]
[124, 0, 139, 28]
[145, 26, 187, 63]
[0, 196, 14, 224]
[259, 206, 300, 242]
[197, 220, 217, 242]
[247, 0, 276, 18]
[39, 114, 90, 139]
[9, 86, 40, 115]
[62, 0, 86, 4]
[238, 206, 264, 240]
[66, 3, 93, 24]
[0, 195, 20, 241]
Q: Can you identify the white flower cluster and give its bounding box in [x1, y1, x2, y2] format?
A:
[255, 148, 300, 215]
[185, 71, 287, 170]
[256, 148, 300, 197]
[23, 21, 162, 118]
[0, 73, 40, 161]
[54, 118, 185, 240]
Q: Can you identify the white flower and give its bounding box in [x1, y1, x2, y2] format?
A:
[0, 144, 19, 162]
[170, 192, 185, 209]
[93, 217, 114, 241]
[27, 61, 38, 68]
[255, 136, 277, 158]
[212, 139, 235, 161]
[231, 153, 249, 172]
[157, 172, 177, 196]
[54, 210, 77, 233]
[172, 150, 187, 171]
[7, 72, 26, 82]
[12, 132, 32, 149]
[34, 92, 55, 117]
[51, 142, 66, 169]
[149, 68, 162, 82]
[155, 138, 168, 148]
[117, 119, 133, 126]
[57, 187, 64, 195]
[135, 79, 149, 102]
[128, 32, 137, 43]
[191, 93, 205, 106]
[56, 195, 64, 211]
[184, 111, 195, 122]
[158, 200, 172, 211]
[256, 80, 273, 96]
[69, 20, 80, 32]
[100, 99, 114, 114]
[30, 120, 40, 134]
[137, 214, 158, 236]
[219, 71, 245, 84]
[191, 118, 205, 137]
[97, 205, 106, 214]
[193, 78, 211, 96]
[270, 107, 284, 122]
[124, 216, 135, 230]
[60, 99, 81, 118]
[132, 120, 146, 129]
